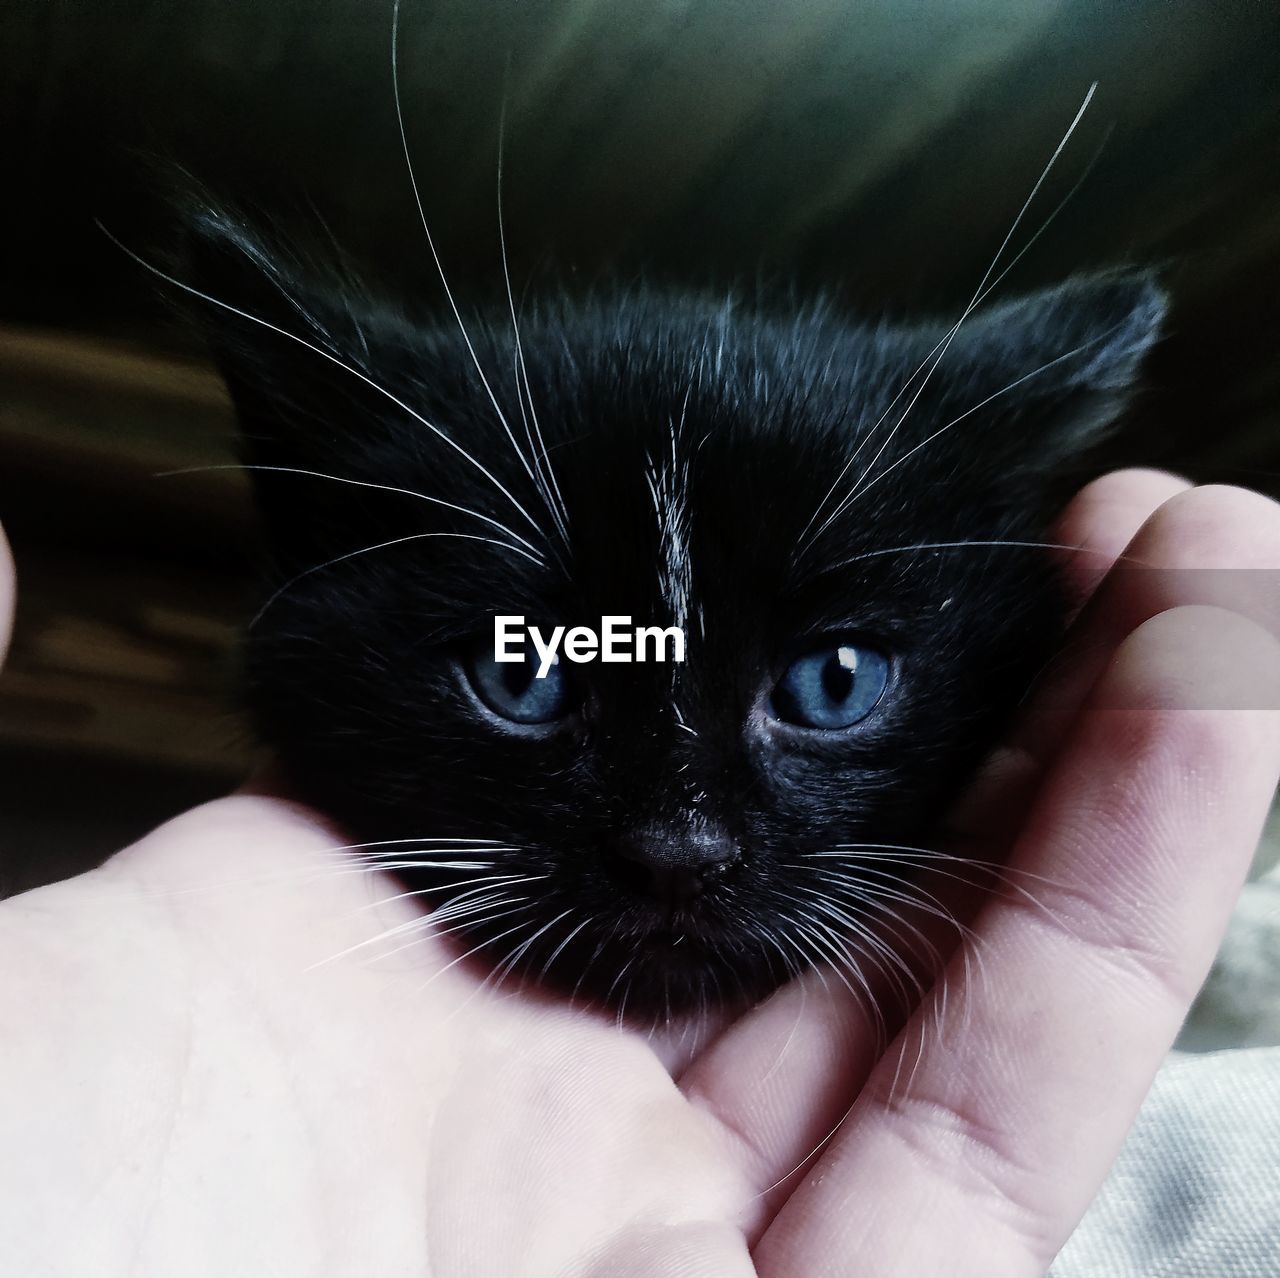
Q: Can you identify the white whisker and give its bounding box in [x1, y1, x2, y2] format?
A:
[536, 915, 593, 983]
[308, 878, 535, 970]
[794, 888, 922, 1014]
[798, 82, 1099, 552]
[159, 463, 545, 560]
[96, 222, 548, 543]
[355, 872, 547, 916]
[392, 0, 561, 562]
[437, 907, 575, 1025]
[844, 326, 1126, 508]
[808, 875, 951, 976]
[417, 905, 544, 994]
[824, 537, 1153, 574]
[497, 95, 571, 548]
[570, 917, 622, 1003]
[829, 83, 1099, 524]
[249, 529, 542, 627]
[825, 841, 1072, 916]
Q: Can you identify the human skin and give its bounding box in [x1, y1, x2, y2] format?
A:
[1, 471, 1278, 1277]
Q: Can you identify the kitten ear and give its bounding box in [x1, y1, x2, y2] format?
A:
[175, 203, 386, 467]
[941, 269, 1167, 472]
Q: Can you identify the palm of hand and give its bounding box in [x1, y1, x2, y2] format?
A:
[3, 796, 759, 1277]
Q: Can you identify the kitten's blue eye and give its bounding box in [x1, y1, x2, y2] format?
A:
[468, 649, 570, 725]
[770, 642, 890, 730]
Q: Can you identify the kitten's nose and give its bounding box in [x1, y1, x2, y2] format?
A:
[610, 824, 740, 903]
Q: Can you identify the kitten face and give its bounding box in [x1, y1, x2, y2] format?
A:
[189, 211, 1164, 1016]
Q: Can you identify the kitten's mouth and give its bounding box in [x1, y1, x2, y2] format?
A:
[561, 905, 787, 1014]
[460, 896, 780, 1016]
[638, 925, 706, 958]
[613, 893, 731, 946]
[409, 861, 782, 1014]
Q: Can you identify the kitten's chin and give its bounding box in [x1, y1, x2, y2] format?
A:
[457, 914, 793, 1021]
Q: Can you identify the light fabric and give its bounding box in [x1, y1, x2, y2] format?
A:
[1053, 1048, 1280, 1276]
[1055, 858, 1280, 1276]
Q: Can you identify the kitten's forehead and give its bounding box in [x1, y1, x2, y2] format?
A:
[643, 432, 693, 634]
[542, 337, 885, 574]
[299, 274, 1154, 652]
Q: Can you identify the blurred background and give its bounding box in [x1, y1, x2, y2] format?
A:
[2, 0, 1280, 893]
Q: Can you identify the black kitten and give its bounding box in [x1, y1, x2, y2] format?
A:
[183, 208, 1164, 1017]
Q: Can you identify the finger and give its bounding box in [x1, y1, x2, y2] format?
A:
[1019, 483, 1280, 769]
[950, 481, 1280, 848]
[677, 472, 1194, 1211]
[678, 966, 887, 1235]
[1052, 467, 1191, 604]
[579, 1223, 755, 1278]
[753, 605, 1280, 1276]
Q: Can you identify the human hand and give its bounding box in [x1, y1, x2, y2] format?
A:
[2, 473, 1278, 1277]
[689, 472, 1280, 1274]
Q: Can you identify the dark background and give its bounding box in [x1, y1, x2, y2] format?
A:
[2, 0, 1279, 890]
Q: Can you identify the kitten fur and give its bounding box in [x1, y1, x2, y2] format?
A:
[182, 206, 1165, 1018]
